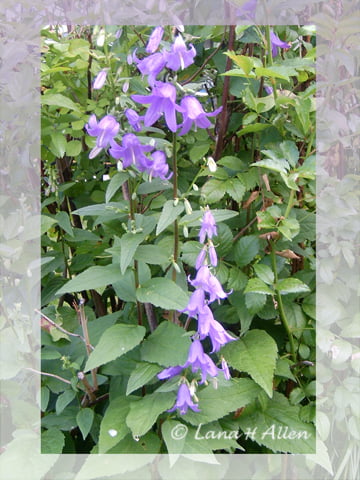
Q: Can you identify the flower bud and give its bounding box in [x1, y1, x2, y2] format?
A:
[192, 183, 199, 191]
[184, 198, 193, 215]
[207, 156, 217, 173]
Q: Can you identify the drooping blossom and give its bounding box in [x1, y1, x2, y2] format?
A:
[178, 96, 222, 136]
[180, 288, 206, 317]
[195, 247, 207, 270]
[109, 133, 153, 167]
[146, 26, 164, 53]
[145, 151, 173, 180]
[85, 114, 120, 159]
[93, 69, 108, 90]
[270, 31, 290, 58]
[208, 243, 217, 267]
[183, 339, 219, 384]
[157, 365, 183, 380]
[134, 51, 167, 86]
[189, 266, 228, 303]
[197, 306, 235, 352]
[165, 34, 196, 71]
[199, 209, 217, 243]
[132, 81, 183, 132]
[167, 383, 200, 415]
[221, 357, 231, 380]
[125, 108, 143, 132]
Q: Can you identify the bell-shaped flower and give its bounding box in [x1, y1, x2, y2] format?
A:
[184, 338, 219, 384]
[157, 365, 183, 380]
[208, 243, 217, 267]
[165, 34, 196, 71]
[167, 383, 200, 415]
[180, 288, 206, 317]
[85, 114, 120, 159]
[199, 209, 217, 243]
[197, 305, 215, 338]
[221, 357, 231, 380]
[134, 51, 167, 86]
[93, 69, 108, 90]
[270, 31, 290, 58]
[195, 247, 207, 270]
[146, 26, 164, 53]
[208, 320, 236, 353]
[132, 81, 184, 132]
[125, 108, 143, 132]
[145, 151, 172, 180]
[207, 274, 229, 303]
[178, 96, 222, 136]
[109, 133, 153, 168]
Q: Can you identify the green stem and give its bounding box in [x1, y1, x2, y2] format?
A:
[284, 189, 296, 219]
[270, 241, 297, 363]
[264, 26, 278, 104]
[171, 132, 179, 323]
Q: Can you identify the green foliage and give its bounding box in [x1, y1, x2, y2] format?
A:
[40, 24, 316, 456]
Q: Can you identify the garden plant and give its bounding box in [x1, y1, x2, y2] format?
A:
[40, 24, 316, 455]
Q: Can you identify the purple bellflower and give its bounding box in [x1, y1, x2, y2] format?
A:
[165, 34, 196, 71]
[132, 81, 183, 132]
[180, 288, 206, 317]
[270, 31, 290, 58]
[236, 0, 257, 21]
[189, 266, 228, 303]
[221, 357, 231, 380]
[93, 69, 108, 90]
[183, 339, 219, 384]
[125, 108, 143, 132]
[146, 26, 164, 53]
[195, 247, 207, 270]
[85, 114, 120, 159]
[134, 51, 167, 86]
[208, 243, 218, 267]
[147, 151, 172, 180]
[199, 209, 218, 243]
[178, 96, 222, 136]
[197, 305, 235, 352]
[157, 365, 183, 380]
[109, 133, 153, 168]
[168, 383, 200, 415]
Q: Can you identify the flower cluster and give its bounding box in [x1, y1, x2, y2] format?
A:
[157, 208, 235, 415]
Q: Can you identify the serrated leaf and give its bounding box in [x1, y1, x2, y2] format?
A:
[105, 172, 129, 203]
[156, 200, 184, 235]
[201, 179, 227, 203]
[225, 177, 246, 203]
[126, 362, 162, 395]
[255, 66, 291, 81]
[221, 329, 278, 397]
[237, 392, 315, 453]
[76, 408, 94, 440]
[253, 264, 274, 284]
[136, 277, 189, 310]
[98, 396, 135, 453]
[84, 324, 146, 371]
[126, 392, 175, 437]
[225, 52, 254, 75]
[244, 278, 273, 295]
[251, 158, 290, 174]
[183, 378, 262, 426]
[41, 428, 65, 454]
[56, 264, 122, 295]
[119, 233, 146, 274]
[140, 321, 191, 367]
[234, 235, 260, 267]
[276, 278, 310, 295]
[41, 92, 81, 112]
[245, 292, 267, 314]
[55, 389, 76, 415]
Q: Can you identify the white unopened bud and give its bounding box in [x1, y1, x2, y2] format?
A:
[192, 184, 199, 191]
[183, 198, 192, 215]
[173, 197, 179, 206]
[117, 160, 123, 171]
[122, 80, 129, 93]
[183, 225, 189, 238]
[207, 156, 217, 173]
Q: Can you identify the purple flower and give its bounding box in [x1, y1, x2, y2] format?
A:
[236, 0, 257, 21]
[208, 243, 217, 267]
[157, 365, 183, 380]
[125, 108, 143, 132]
[197, 305, 215, 338]
[221, 358, 231, 380]
[199, 209, 217, 243]
[146, 26, 164, 53]
[165, 34, 196, 71]
[207, 320, 236, 353]
[146, 150, 172, 180]
[189, 266, 228, 303]
[109, 133, 153, 167]
[184, 339, 219, 384]
[178, 96, 222, 136]
[270, 31, 290, 58]
[180, 288, 206, 317]
[132, 81, 183, 132]
[134, 51, 167, 86]
[195, 247, 207, 270]
[85, 114, 120, 159]
[93, 69, 108, 90]
[168, 383, 200, 415]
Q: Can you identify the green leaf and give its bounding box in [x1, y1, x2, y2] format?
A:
[134, 245, 170, 265]
[255, 66, 291, 81]
[126, 392, 175, 437]
[41, 215, 56, 234]
[113, 262, 151, 303]
[98, 395, 135, 453]
[201, 179, 227, 203]
[119, 233, 146, 274]
[183, 378, 262, 426]
[126, 362, 162, 395]
[221, 329, 278, 397]
[84, 324, 146, 371]
[41, 386, 50, 412]
[72, 201, 128, 217]
[41, 428, 65, 454]
[237, 392, 315, 453]
[279, 140, 299, 167]
[76, 408, 94, 440]
[189, 142, 210, 162]
[55, 389, 76, 415]
[105, 172, 129, 203]
[234, 235, 260, 267]
[275, 278, 311, 295]
[224, 52, 254, 75]
[49, 132, 67, 158]
[55, 211, 74, 237]
[225, 177, 246, 203]
[274, 357, 296, 381]
[42, 92, 82, 112]
[140, 321, 191, 367]
[136, 277, 189, 310]
[137, 178, 172, 194]
[245, 292, 267, 314]
[244, 278, 273, 295]
[66, 140, 82, 157]
[251, 158, 290, 174]
[253, 264, 274, 284]
[156, 200, 184, 235]
[237, 123, 271, 137]
[56, 264, 122, 295]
